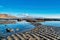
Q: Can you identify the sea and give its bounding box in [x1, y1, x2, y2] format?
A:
[0, 21, 60, 37]
[0, 21, 35, 37]
[40, 21, 60, 27]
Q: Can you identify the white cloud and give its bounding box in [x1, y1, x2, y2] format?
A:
[44, 16, 60, 18]
[0, 12, 60, 18]
[29, 14, 60, 18]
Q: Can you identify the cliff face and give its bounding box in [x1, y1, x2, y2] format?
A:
[0, 14, 16, 18]
[0, 14, 7, 18]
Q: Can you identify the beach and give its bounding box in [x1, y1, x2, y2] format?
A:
[1, 22, 60, 40]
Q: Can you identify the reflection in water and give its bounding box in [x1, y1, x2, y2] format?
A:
[0, 21, 35, 37]
[41, 21, 60, 27]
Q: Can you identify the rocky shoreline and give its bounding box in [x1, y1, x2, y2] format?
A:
[0, 20, 17, 24]
[1, 22, 60, 40]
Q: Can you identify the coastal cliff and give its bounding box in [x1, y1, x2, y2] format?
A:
[0, 14, 17, 24]
[0, 14, 16, 18]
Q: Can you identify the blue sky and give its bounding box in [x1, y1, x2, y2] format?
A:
[0, 0, 60, 18]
